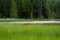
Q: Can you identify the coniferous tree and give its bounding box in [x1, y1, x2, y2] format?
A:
[10, 0, 18, 18]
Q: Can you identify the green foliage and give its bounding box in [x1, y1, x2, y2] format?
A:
[10, 0, 18, 18]
[0, 0, 60, 19]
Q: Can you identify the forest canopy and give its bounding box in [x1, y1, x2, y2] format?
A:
[0, 0, 60, 19]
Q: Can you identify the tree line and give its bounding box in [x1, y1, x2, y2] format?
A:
[0, 0, 60, 19]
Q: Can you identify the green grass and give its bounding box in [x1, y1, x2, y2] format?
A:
[0, 24, 60, 40]
[0, 18, 59, 22]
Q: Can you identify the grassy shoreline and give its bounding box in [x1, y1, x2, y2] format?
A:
[0, 19, 60, 22]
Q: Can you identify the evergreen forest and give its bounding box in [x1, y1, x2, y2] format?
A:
[0, 0, 60, 19]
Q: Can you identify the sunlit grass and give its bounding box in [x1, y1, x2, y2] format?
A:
[0, 24, 60, 40]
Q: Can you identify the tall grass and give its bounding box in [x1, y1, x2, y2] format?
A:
[0, 24, 60, 40]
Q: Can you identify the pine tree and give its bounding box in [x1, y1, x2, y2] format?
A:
[10, 0, 18, 18]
